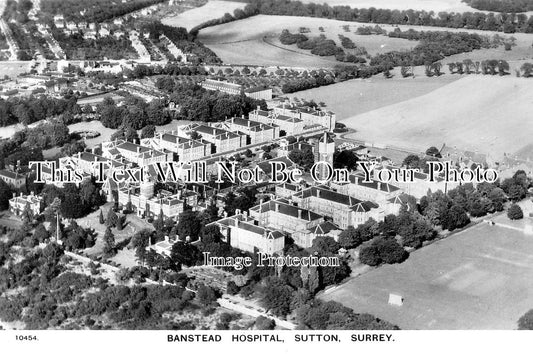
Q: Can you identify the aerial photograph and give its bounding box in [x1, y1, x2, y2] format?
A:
[0, 0, 532, 334]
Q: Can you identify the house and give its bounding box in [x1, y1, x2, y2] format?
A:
[53, 15, 65, 29]
[9, 192, 44, 216]
[65, 21, 77, 30]
[113, 30, 125, 39]
[98, 27, 110, 37]
[0, 169, 26, 189]
[83, 31, 97, 40]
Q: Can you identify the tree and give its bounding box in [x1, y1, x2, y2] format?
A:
[261, 277, 294, 317]
[425, 146, 442, 158]
[518, 309, 533, 330]
[196, 285, 218, 306]
[20, 202, 34, 225]
[359, 244, 381, 266]
[124, 127, 139, 143]
[103, 227, 116, 257]
[0, 180, 13, 210]
[508, 204, 524, 220]
[373, 237, 407, 264]
[106, 208, 118, 228]
[441, 205, 470, 231]
[201, 224, 222, 244]
[176, 210, 201, 242]
[131, 229, 152, 264]
[311, 236, 340, 256]
[255, 316, 276, 330]
[338, 226, 362, 249]
[227, 280, 240, 295]
[289, 149, 315, 171]
[170, 241, 200, 267]
[34, 224, 50, 243]
[403, 154, 421, 168]
[333, 150, 358, 170]
[140, 125, 156, 139]
[99, 209, 105, 224]
[521, 63, 533, 78]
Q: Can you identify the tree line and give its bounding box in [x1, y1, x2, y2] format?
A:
[154, 81, 267, 123]
[463, 0, 533, 13]
[198, 0, 533, 35]
[0, 95, 80, 127]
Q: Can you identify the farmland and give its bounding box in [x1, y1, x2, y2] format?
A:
[339, 76, 533, 159]
[320, 204, 533, 329]
[284, 74, 460, 120]
[162, 0, 246, 31]
[198, 15, 419, 67]
[197, 14, 533, 67]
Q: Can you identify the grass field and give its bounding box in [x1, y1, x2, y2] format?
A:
[162, 0, 246, 31]
[198, 15, 418, 67]
[320, 208, 533, 329]
[284, 74, 460, 119]
[0, 61, 32, 79]
[340, 75, 533, 159]
[198, 14, 533, 67]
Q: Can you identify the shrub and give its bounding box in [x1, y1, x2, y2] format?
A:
[508, 204, 524, 220]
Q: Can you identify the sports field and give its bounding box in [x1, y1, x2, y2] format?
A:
[320, 213, 533, 329]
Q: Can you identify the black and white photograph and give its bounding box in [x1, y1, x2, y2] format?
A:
[0, 0, 532, 352]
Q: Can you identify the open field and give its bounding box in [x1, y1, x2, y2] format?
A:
[162, 0, 246, 31]
[198, 15, 533, 67]
[284, 74, 460, 119]
[198, 15, 418, 67]
[321, 211, 533, 329]
[298, 0, 480, 12]
[340, 75, 533, 159]
[0, 61, 32, 79]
